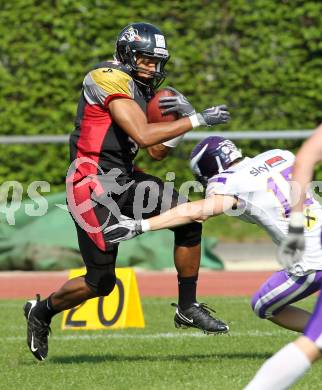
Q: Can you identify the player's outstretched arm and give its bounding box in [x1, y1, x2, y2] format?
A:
[103, 195, 237, 243]
[144, 194, 236, 230]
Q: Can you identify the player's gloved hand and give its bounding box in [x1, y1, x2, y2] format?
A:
[159, 87, 196, 117]
[189, 105, 230, 127]
[103, 215, 143, 243]
[277, 212, 305, 270]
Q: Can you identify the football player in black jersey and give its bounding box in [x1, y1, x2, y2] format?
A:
[24, 22, 231, 361]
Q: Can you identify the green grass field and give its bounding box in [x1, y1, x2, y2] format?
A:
[1, 296, 321, 390]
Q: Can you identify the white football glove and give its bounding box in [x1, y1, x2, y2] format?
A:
[277, 225, 305, 270]
[103, 215, 143, 244]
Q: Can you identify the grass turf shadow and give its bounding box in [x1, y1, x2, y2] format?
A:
[50, 352, 272, 364]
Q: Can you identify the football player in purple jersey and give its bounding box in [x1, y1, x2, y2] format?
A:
[105, 131, 322, 389]
[245, 124, 322, 390]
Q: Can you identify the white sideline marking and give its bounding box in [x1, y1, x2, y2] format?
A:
[0, 329, 290, 343]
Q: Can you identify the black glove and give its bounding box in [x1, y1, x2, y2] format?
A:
[196, 105, 230, 126]
[103, 216, 143, 244]
[159, 87, 195, 117]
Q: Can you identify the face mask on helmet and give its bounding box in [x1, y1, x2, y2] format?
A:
[115, 22, 170, 90]
[190, 136, 243, 183]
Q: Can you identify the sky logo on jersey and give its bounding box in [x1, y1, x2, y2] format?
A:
[265, 156, 286, 168]
[249, 164, 269, 176]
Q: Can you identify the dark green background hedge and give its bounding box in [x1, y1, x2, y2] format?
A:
[1, 0, 322, 193]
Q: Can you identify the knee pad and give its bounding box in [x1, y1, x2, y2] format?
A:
[85, 266, 116, 297]
[172, 221, 202, 247]
[96, 271, 117, 296]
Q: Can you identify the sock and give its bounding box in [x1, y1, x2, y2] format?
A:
[33, 295, 60, 324]
[244, 342, 311, 390]
[177, 275, 198, 310]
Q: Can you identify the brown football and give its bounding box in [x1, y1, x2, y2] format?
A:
[146, 88, 178, 123]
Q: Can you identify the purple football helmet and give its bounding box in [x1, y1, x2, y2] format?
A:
[190, 136, 242, 182]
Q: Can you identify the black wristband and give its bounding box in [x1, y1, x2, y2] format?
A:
[288, 225, 304, 234]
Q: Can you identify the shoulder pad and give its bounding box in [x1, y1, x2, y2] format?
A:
[83, 61, 135, 105]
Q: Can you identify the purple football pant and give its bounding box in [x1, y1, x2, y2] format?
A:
[251, 270, 322, 349]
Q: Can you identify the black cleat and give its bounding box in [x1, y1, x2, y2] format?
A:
[172, 302, 229, 335]
[23, 294, 51, 361]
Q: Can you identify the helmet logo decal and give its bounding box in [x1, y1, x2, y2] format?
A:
[154, 34, 166, 48]
[217, 140, 242, 162]
[218, 139, 238, 153]
[120, 26, 142, 42]
[221, 145, 231, 155]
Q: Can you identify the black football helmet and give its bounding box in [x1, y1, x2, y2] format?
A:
[115, 22, 170, 90]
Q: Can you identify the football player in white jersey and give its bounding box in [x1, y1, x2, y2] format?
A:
[245, 124, 322, 390]
[104, 133, 322, 388]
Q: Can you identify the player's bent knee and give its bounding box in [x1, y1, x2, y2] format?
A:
[85, 270, 116, 297]
[96, 273, 116, 296]
[173, 221, 202, 247]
